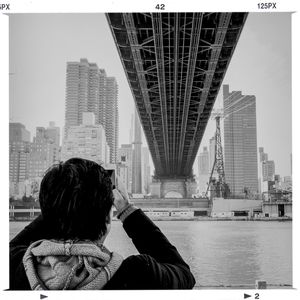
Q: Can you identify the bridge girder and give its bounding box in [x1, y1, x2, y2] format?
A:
[107, 12, 248, 178]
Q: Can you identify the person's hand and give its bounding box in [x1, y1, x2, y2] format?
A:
[112, 178, 130, 212]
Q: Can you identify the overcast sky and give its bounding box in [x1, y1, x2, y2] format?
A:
[9, 13, 292, 177]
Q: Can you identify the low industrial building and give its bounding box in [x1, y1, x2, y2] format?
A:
[211, 198, 262, 218]
[262, 201, 292, 218]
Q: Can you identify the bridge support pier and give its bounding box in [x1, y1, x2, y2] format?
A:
[150, 178, 197, 198]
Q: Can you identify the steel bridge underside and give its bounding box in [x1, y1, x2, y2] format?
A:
[107, 13, 247, 179]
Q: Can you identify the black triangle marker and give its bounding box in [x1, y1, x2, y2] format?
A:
[40, 295, 48, 299]
[244, 294, 251, 299]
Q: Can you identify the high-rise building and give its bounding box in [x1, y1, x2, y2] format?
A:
[262, 160, 275, 181]
[28, 124, 60, 179]
[61, 112, 109, 165]
[258, 147, 267, 193]
[223, 85, 258, 196]
[199, 146, 210, 174]
[9, 123, 30, 143]
[209, 136, 215, 174]
[64, 58, 118, 163]
[129, 114, 134, 144]
[132, 109, 142, 194]
[117, 144, 133, 193]
[105, 77, 119, 163]
[45, 122, 60, 163]
[116, 163, 128, 194]
[258, 147, 276, 194]
[97, 69, 107, 130]
[9, 123, 31, 197]
[259, 147, 268, 162]
[198, 146, 210, 195]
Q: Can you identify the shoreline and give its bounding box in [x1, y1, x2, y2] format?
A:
[10, 217, 292, 222]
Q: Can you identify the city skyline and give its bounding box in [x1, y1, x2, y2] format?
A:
[9, 13, 292, 177]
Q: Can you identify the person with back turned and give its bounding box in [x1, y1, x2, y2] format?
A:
[10, 158, 196, 290]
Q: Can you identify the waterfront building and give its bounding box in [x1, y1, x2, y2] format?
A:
[9, 123, 31, 197]
[223, 85, 258, 197]
[198, 146, 210, 196]
[117, 144, 133, 193]
[64, 58, 119, 163]
[61, 112, 109, 165]
[132, 109, 142, 193]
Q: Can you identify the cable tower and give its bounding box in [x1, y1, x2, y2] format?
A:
[205, 113, 230, 198]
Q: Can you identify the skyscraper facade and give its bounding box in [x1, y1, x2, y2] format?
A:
[223, 85, 258, 196]
[105, 77, 119, 163]
[64, 58, 118, 163]
[132, 109, 143, 194]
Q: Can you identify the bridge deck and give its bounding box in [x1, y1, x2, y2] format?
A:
[107, 13, 248, 178]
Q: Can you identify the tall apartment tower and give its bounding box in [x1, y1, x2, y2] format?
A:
[64, 58, 118, 163]
[223, 85, 258, 197]
[105, 77, 119, 163]
[132, 109, 142, 194]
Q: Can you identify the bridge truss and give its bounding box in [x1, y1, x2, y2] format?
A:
[107, 12, 248, 178]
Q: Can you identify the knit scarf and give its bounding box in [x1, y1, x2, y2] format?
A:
[23, 239, 123, 290]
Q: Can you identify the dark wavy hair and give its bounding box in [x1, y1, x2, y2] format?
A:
[39, 158, 114, 240]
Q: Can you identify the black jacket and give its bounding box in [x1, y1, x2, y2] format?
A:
[10, 209, 196, 289]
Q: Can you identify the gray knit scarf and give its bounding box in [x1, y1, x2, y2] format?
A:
[23, 239, 123, 290]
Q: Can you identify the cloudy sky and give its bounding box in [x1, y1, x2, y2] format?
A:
[9, 12, 292, 177]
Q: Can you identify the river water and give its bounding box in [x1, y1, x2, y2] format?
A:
[10, 220, 292, 288]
